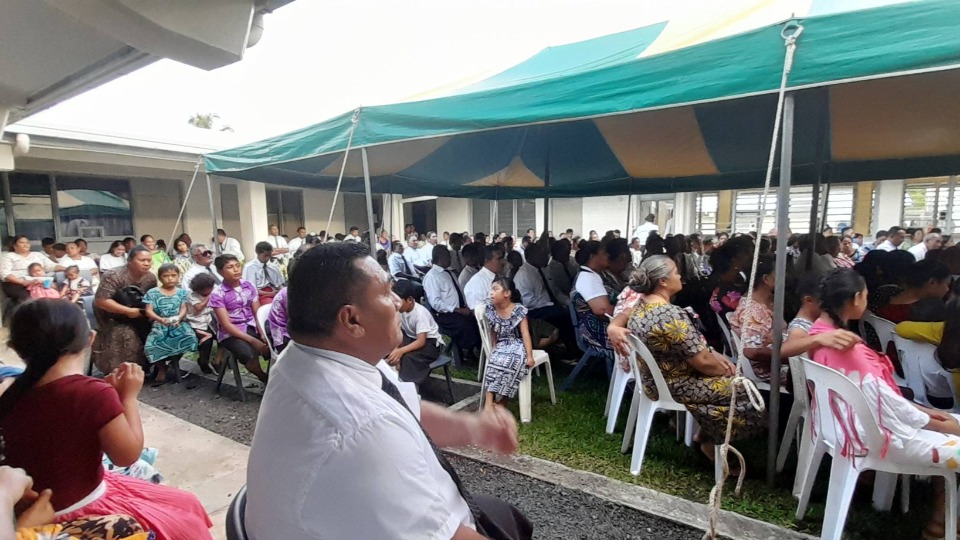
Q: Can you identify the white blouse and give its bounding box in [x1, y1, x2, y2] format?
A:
[0, 252, 57, 280]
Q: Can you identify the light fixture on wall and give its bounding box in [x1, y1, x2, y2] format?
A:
[12, 133, 30, 156]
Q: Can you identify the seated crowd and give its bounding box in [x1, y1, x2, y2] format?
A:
[5, 217, 960, 539]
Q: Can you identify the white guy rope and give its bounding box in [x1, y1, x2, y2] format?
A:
[324, 107, 362, 235]
[703, 22, 804, 540]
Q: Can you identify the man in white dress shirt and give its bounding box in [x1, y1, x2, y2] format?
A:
[513, 242, 576, 342]
[287, 227, 307, 254]
[909, 232, 942, 261]
[242, 242, 285, 305]
[458, 243, 482, 290]
[387, 241, 420, 282]
[181, 244, 223, 291]
[344, 226, 362, 242]
[405, 234, 428, 275]
[419, 231, 439, 266]
[464, 245, 505, 310]
[631, 214, 659, 249]
[216, 229, 245, 262]
[265, 224, 290, 260]
[423, 246, 481, 350]
[245, 242, 532, 540]
[876, 226, 905, 252]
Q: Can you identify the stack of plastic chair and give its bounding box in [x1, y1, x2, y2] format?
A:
[622, 335, 711, 480]
[474, 304, 555, 422]
[778, 356, 812, 496]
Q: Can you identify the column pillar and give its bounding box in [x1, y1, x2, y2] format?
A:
[237, 181, 268, 259]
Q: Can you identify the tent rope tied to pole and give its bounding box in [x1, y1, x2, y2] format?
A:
[324, 107, 362, 235]
[703, 21, 803, 540]
[167, 156, 203, 249]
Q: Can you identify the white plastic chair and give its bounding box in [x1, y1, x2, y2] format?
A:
[861, 312, 909, 389]
[255, 304, 278, 369]
[796, 359, 950, 540]
[778, 356, 812, 496]
[604, 355, 635, 434]
[893, 336, 957, 410]
[474, 304, 556, 423]
[622, 334, 716, 481]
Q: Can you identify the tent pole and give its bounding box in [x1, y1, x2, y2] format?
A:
[805, 88, 829, 271]
[205, 174, 220, 255]
[947, 176, 957, 236]
[768, 94, 794, 487]
[626, 193, 633, 237]
[361, 148, 377, 256]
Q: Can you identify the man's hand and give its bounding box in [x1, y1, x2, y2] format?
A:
[454, 308, 473, 317]
[472, 406, 518, 454]
[386, 349, 403, 366]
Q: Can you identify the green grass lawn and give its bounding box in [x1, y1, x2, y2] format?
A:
[459, 359, 930, 540]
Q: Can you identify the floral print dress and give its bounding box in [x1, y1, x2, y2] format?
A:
[484, 301, 529, 398]
[628, 299, 765, 442]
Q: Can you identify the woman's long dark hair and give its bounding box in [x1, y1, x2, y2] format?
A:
[575, 241, 602, 266]
[819, 268, 866, 327]
[0, 299, 90, 420]
[938, 280, 960, 370]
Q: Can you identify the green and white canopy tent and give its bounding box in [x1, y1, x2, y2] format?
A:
[206, 0, 960, 201]
[205, 0, 960, 487]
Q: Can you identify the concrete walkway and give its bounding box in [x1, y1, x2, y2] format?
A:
[141, 403, 247, 540]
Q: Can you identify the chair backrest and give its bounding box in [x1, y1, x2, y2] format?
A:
[255, 304, 276, 359]
[627, 333, 682, 409]
[715, 312, 735, 358]
[788, 355, 810, 411]
[474, 303, 493, 358]
[801, 358, 886, 457]
[568, 298, 591, 354]
[893, 335, 943, 405]
[863, 312, 896, 354]
[225, 484, 248, 540]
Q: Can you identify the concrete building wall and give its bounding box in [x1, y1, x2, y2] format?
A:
[550, 198, 582, 237]
[303, 189, 345, 236]
[130, 177, 183, 243]
[581, 195, 631, 236]
[873, 179, 905, 236]
[436, 198, 470, 237]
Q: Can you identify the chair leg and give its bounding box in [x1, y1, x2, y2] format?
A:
[544, 360, 556, 405]
[215, 353, 229, 394]
[872, 472, 898, 512]
[714, 445, 724, 485]
[519, 374, 532, 423]
[605, 371, 628, 434]
[792, 420, 813, 498]
[170, 357, 182, 384]
[777, 401, 803, 473]
[232, 356, 246, 403]
[560, 351, 593, 392]
[629, 398, 657, 475]
[820, 456, 860, 540]
[944, 473, 957, 540]
[683, 413, 697, 447]
[621, 388, 640, 454]
[900, 474, 910, 514]
[796, 440, 827, 520]
[604, 368, 617, 418]
[443, 364, 455, 405]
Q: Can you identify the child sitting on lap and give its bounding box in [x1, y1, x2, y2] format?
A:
[25, 263, 58, 299]
[59, 265, 91, 306]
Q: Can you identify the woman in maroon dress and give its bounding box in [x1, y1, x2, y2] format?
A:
[0, 299, 212, 539]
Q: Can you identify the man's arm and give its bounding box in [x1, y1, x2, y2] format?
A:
[420, 402, 517, 454]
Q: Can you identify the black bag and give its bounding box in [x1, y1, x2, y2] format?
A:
[110, 285, 146, 319]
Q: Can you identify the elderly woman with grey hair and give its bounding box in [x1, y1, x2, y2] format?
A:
[607, 255, 765, 468]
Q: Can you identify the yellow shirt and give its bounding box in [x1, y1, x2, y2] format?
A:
[894, 320, 944, 345]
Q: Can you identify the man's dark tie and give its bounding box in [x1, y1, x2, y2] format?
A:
[263, 262, 277, 288]
[561, 262, 573, 283]
[537, 267, 559, 305]
[206, 266, 222, 284]
[447, 269, 467, 309]
[379, 371, 482, 524]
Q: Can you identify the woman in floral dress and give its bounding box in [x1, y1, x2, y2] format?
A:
[608, 256, 765, 464]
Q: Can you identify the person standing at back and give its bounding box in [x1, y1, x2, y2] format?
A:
[631, 214, 659, 250]
[265, 224, 289, 260]
[216, 229, 245, 263]
[245, 242, 533, 540]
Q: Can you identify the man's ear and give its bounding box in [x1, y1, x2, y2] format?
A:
[338, 305, 365, 338]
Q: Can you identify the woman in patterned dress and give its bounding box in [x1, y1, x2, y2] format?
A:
[92, 247, 157, 374]
[571, 241, 617, 360]
[482, 277, 535, 410]
[608, 255, 765, 465]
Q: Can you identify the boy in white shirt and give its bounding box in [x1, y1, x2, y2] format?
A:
[387, 279, 444, 386]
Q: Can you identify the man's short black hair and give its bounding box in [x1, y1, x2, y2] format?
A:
[217, 229, 227, 236]
[297, 226, 306, 232]
[288, 242, 373, 340]
[432, 244, 449, 262]
[255, 241, 273, 255]
[140, 234, 153, 243]
[214, 254, 239, 271]
[122, 237, 136, 244]
[41, 237, 54, 247]
[53, 243, 66, 251]
[483, 244, 500, 262]
[349, 226, 360, 233]
[887, 226, 903, 235]
[392, 279, 420, 301]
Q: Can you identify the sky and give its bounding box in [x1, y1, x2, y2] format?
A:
[23, 0, 688, 144]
